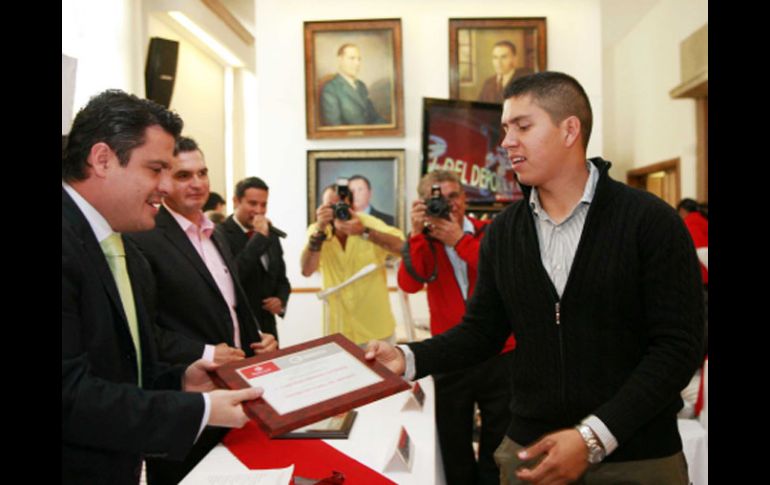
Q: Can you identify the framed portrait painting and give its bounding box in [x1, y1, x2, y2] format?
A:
[449, 18, 547, 104]
[307, 149, 405, 231]
[304, 19, 404, 139]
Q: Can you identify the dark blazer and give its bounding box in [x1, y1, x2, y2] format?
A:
[320, 74, 387, 126]
[216, 215, 291, 340]
[368, 206, 395, 227]
[127, 206, 262, 366]
[62, 189, 202, 485]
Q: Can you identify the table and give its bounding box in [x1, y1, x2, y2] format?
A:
[678, 418, 708, 485]
[181, 376, 445, 484]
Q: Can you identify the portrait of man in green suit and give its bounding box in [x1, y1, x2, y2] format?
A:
[320, 43, 388, 126]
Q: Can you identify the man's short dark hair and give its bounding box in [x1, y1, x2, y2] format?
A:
[493, 40, 517, 56]
[349, 174, 371, 190]
[503, 71, 593, 148]
[203, 192, 225, 211]
[176, 136, 202, 157]
[677, 198, 700, 213]
[235, 176, 270, 199]
[62, 89, 183, 182]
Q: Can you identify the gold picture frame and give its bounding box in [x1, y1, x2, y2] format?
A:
[307, 149, 405, 231]
[304, 19, 404, 139]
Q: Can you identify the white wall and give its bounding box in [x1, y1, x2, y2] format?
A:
[147, 15, 228, 196]
[603, 0, 707, 197]
[62, 0, 142, 114]
[250, 0, 604, 344]
[67, 1, 705, 348]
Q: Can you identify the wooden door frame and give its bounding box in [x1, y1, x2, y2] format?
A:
[627, 158, 681, 205]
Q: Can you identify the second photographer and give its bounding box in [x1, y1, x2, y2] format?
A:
[301, 179, 404, 346]
[397, 169, 516, 485]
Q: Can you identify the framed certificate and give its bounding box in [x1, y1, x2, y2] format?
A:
[209, 334, 409, 437]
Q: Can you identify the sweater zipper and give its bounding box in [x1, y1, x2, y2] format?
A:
[555, 301, 567, 412]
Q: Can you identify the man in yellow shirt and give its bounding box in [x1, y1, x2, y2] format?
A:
[301, 182, 404, 345]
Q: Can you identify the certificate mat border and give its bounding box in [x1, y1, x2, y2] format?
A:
[209, 333, 410, 437]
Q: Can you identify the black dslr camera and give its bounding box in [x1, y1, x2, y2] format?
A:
[425, 184, 450, 220]
[333, 178, 352, 221]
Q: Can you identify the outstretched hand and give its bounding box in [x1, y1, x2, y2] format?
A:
[364, 340, 406, 376]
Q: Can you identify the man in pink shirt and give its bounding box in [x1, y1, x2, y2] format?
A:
[128, 137, 277, 485]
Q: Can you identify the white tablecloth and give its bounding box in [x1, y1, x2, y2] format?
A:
[678, 418, 708, 485]
[181, 376, 445, 485]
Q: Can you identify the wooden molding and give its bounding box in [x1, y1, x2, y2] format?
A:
[200, 0, 254, 46]
[696, 98, 708, 202]
[626, 158, 680, 208]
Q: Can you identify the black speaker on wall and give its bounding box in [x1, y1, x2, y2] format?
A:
[145, 37, 179, 108]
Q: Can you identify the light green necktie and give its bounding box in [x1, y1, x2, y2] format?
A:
[100, 233, 143, 387]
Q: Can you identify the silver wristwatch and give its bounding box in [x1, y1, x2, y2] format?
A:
[361, 227, 371, 241]
[575, 424, 606, 464]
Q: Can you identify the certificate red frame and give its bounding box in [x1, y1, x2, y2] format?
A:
[209, 333, 410, 437]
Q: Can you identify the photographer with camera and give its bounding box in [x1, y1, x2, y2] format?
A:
[398, 169, 516, 485]
[301, 179, 404, 346]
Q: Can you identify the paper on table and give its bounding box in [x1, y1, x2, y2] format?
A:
[203, 464, 293, 485]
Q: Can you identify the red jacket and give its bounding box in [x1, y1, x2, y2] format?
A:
[398, 217, 516, 353]
[684, 212, 708, 284]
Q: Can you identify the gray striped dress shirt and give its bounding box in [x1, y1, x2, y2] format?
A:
[529, 161, 599, 297]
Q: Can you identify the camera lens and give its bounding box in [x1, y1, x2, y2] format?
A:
[334, 202, 351, 221]
[426, 197, 450, 219]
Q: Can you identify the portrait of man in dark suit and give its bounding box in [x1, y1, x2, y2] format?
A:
[349, 174, 394, 226]
[477, 40, 534, 103]
[449, 18, 547, 104]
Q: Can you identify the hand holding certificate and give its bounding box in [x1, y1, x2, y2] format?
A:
[209, 334, 410, 437]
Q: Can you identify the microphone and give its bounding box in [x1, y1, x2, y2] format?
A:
[269, 224, 287, 238]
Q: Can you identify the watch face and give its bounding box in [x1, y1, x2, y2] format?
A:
[588, 447, 605, 464]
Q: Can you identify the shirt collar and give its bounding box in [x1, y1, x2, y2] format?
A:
[232, 214, 250, 233]
[163, 201, 214, 237]
[461, 215, 474, 233]
[62, 181, 114, 243]
[529, 160, 599, 218]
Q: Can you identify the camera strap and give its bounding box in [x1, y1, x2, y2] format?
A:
[400, 238, 438, 283]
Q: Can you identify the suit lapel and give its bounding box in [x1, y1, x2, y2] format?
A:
[62, 189, 134, 343]
[337, 76, 368, 110]
[156, 207, 223, 295]
[221, 216, 248, 253]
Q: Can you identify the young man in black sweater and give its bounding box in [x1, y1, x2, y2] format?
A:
[366, 72, 703, 484]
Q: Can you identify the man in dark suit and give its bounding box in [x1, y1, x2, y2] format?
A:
[128, 137, 277, 485]
[216, 176, 291, 342]
[62, 90, 260, 485]
[320, 43, 388, 126]
[477, 40, 534, 104]
[349, 174, 395, 226]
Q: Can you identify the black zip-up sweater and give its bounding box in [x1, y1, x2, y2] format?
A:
[409, 158, 704, 462]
